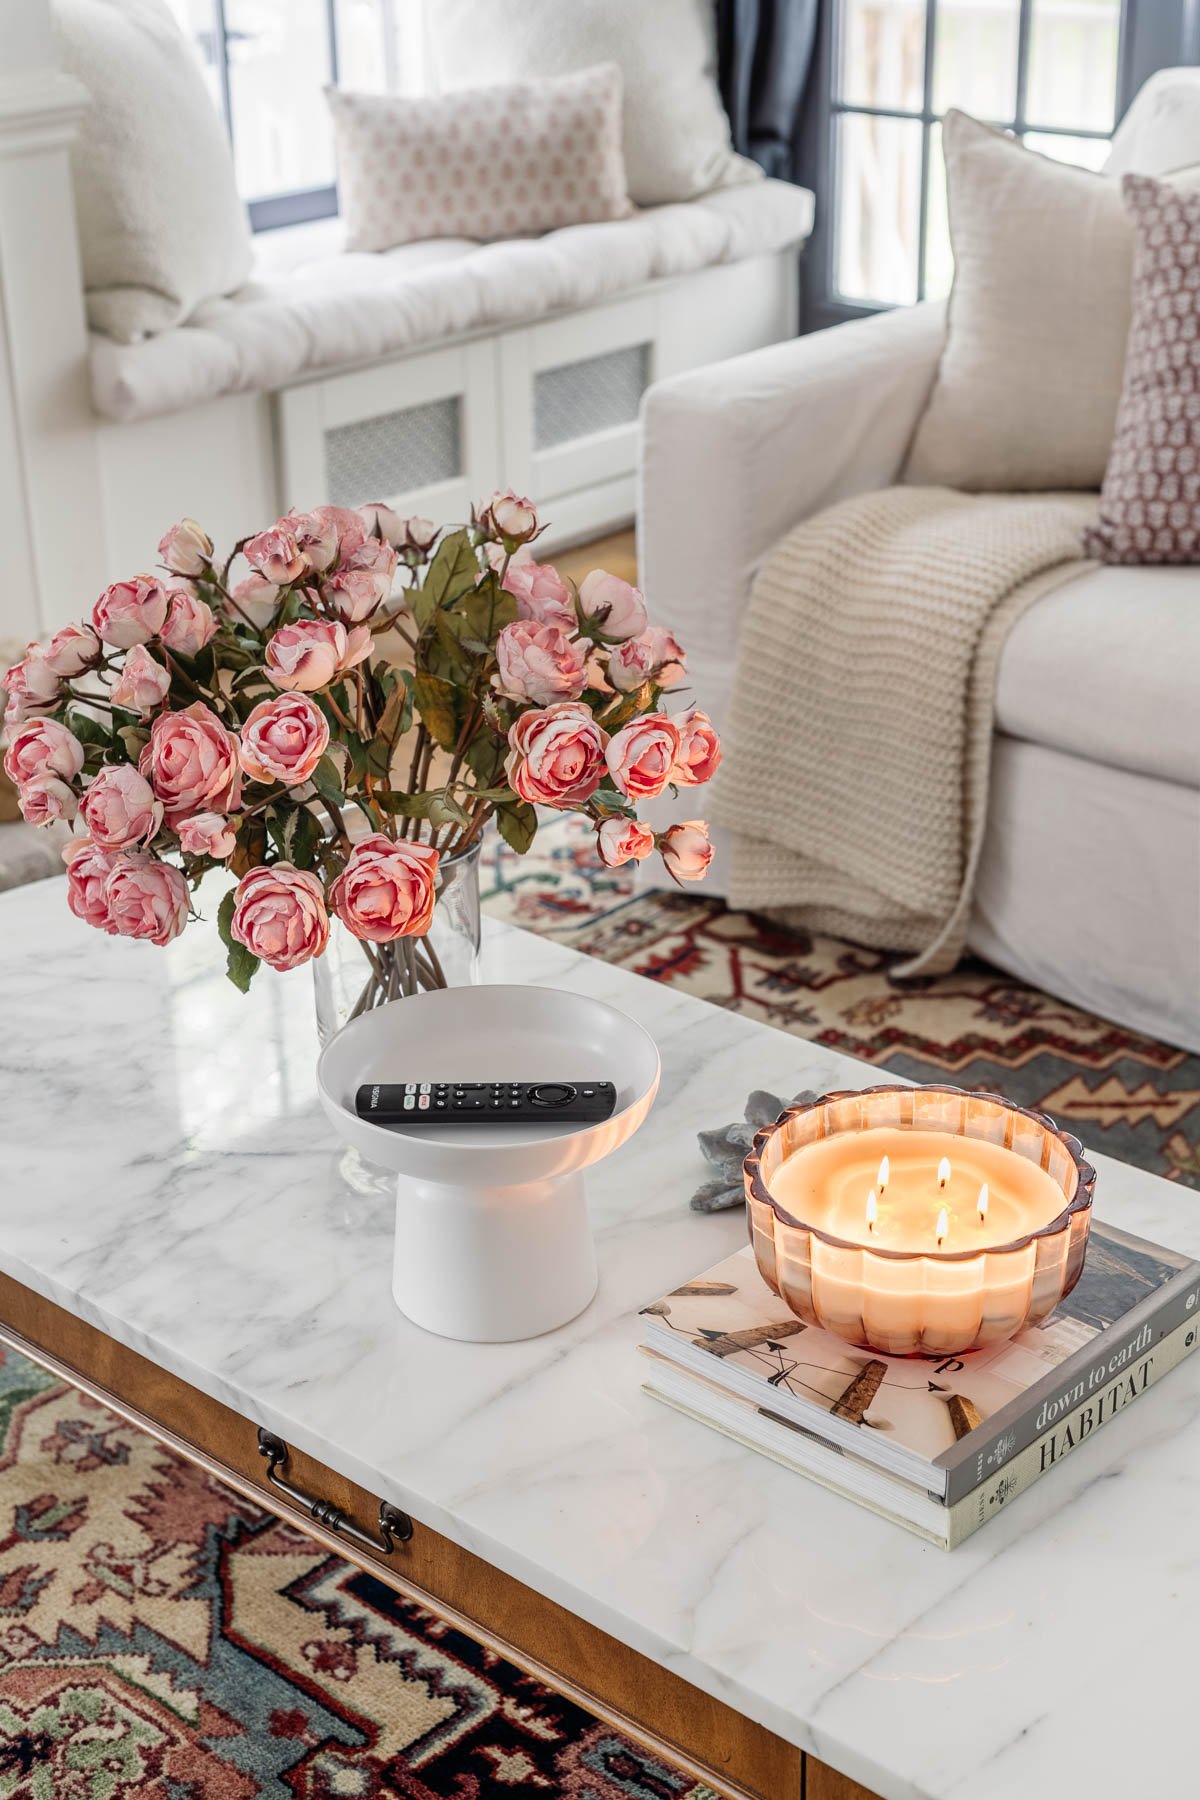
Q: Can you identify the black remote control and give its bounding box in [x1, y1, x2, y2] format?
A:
[355, 1080, 618, 1126]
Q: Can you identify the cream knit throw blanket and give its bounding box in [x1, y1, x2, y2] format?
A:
[710, 485, 1095, 975]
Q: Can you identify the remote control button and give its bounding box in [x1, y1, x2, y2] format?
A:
[530, 1083, 577, 1108]
[405, 1083, 416, 1095]
[418, 1095, 429, 1110]
[404, 1096, 415, 1110]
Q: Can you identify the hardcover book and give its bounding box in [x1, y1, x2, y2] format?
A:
[640, 1221, 1200, 1545]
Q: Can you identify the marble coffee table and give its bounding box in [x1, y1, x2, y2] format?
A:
[1, 878, 1197, 1800]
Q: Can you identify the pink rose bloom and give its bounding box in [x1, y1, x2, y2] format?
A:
[139, 701, 240, 824]
[80, 763, 163, 849]
[609, 626, 687, 693]
[265, 618, 368, 692]
[330, 835, 439, 943]
[659, 820, 713, 883]
[63, 836, 118, 933]
[225, 572, 279, 632]
[327, 537, 397, 620]
[158, 518, 213, 577]
[42, 621, 101, 680]
[480, 489, 540, 546]
[358, 502, 423, 549]
[110, 644, 171, 714]
[605, 713, 681, 800]
[312, 504, 367, 562]
[92, 576, 169, 649]
[578, 571, 647, 642]
[3, 717, 84, 787]
[502, 559, 576, 629]
[505, 702, 608, 807]
[231, 862, 330, 970]
[670, 707, 722, 786]
[342, 535, 398, 593]
[3, 648, 62, 724]
[285, 509, 340, 574]
[18, 774, 76, 827]
[494, 619, 589, 706]
[239, 692, 329, 786]
[105, 853, 191, 946]
[176, 811, 238, 860]
[596, 816, 654, 867]
[244, 523, 305, 587]
[160, 587, 218, 657]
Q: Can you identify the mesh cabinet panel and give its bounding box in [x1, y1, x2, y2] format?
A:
[324, 396, 462, 506]
[534, 343, 649, 451]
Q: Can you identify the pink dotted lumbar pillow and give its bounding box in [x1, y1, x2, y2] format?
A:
[327, 64, 632, 254]
[1084, 173, 1200, 564]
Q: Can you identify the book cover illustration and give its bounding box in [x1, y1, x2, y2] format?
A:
[640, 1221, 1188, 1466]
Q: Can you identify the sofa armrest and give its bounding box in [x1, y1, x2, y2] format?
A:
[638, 301, 946, 675]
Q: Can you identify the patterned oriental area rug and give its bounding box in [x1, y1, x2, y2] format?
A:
[2, 819, 1196, 1796]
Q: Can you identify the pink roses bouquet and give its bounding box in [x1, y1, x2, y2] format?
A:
[2, 494, 719, 1001]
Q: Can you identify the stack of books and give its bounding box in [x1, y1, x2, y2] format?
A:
[639, 1220, 1200, 1547]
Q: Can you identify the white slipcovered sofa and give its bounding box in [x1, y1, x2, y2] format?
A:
[639, 72, 1200, 1053]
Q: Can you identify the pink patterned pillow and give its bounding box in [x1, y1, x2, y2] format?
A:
[1083, 174, 1200, 563]
[327, 64, 631, 254]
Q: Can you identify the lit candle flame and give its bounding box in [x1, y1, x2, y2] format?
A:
[978, 1182, 989, 1223]
[936, 1206, 949, 1247]
[938, 1155, 952, 1189]
[866, 1189, 878, 1233]
[877, 1154, 890, 1193]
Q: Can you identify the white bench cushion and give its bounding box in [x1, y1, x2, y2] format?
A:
[90, 180, 813, 424]
[995, 562, 1200, 788]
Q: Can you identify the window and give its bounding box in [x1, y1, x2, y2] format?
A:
[163, 0, 428, 230]
[804, 0, 1200, 323]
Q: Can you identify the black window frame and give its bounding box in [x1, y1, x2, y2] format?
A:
[799, 0, 1200, 330]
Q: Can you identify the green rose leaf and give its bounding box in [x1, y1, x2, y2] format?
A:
[216, 886, 260, 993]
[65, 709, 112, 748]
[310, 754, 347, 809]
[494, 798, 537, 856]
[412, 672, 458, 750]
[412, 529, 479, 628]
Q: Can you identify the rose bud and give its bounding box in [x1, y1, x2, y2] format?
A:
[230, 862, 330, 970]
[158, 518, 214, 577]
[494, 619, 589, 706]
[42, 621, 102, 680]
[80, 763, 163, 849]
[480, 489, 540, 547]
[501, 559, 576, 629]
[92, 576, 170, 648]
[605, 713, 682, 800]
[239, 692, 330, 787]
[63, 836, 119, 933]
[227, 572, 280, 632]
[139, 701, 240, 823]
[596, 816, 654, 867]
[244, 523, 306, 586]
[330, 835, 439, 942]
[357, 501, 407, 547]
[160, 587, 218, 657]
[4, 717, 85, 787]
[18, 774, 77, 827]
[505, 702, 608, 806]
[104, 852, 191, 945]
[110, 644, 171, 714]
[176, 811, 238, 861]
[577, 571, 648, 643]
[2, 649, 60, 724]
[670, 707, 722, 785]
[402, 516, 439, 554]
[659, 820, 714, 883]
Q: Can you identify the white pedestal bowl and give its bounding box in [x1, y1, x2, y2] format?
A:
[317, 983, 661, 1341]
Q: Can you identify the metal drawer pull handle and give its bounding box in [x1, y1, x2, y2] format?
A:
[257, 1428, 413, 1554]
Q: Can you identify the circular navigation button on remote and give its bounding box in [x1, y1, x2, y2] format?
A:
[529, 1082, 577, 1107]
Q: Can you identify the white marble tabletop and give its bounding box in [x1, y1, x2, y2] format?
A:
[1, 878, 1197, 1800]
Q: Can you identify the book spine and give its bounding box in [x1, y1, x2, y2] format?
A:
[945, 1311, 1200, 1548]
[942, 1268, 1200, 1505]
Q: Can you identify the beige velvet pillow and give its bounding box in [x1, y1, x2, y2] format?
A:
[327, 65, 631, 254]
[906, 111, 1183, 492]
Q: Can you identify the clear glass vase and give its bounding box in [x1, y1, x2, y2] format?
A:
[313, 839, 483, 1049]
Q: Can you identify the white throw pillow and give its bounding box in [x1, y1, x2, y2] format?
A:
[905, 110, 1200, 492]
[428, 0, 758, 208]
[1105, 66, 1200, 177]
[52, 0, 253, 343]
[327, 65, 631, 253]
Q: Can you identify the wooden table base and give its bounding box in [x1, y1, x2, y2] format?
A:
[0, 1270, 880, 1800]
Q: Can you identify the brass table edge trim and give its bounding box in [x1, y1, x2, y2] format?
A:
[0, 1318, 772, 1800]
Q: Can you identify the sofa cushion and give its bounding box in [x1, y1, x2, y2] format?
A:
[994, 564, 1200, 788]
[1106, 66, 1200, 178]
[53, 0, 253, 343]
[428, 0, 758, 209]
[88, 179, 813, 423]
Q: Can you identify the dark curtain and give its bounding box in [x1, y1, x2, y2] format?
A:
[716, 0, 821, 181]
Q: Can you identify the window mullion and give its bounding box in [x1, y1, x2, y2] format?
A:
[1013, 0, 1034, 136]
[916, 0, 937, 306]
[326, 0, 340, 87]
[212, 0, 235, 150]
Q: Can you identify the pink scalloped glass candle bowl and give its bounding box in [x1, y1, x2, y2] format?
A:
[744, 1085, 1096, 1356]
